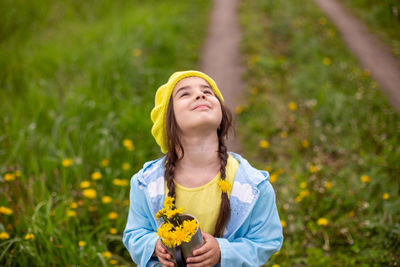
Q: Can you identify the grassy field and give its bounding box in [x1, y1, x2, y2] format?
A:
[238, 0, 400, 266]
[0, 0, 211, 265]
[339, 0, 400, 58]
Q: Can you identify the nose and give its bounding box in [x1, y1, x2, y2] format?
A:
[195, 95, 206, 100]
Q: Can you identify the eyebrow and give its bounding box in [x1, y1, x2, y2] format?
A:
[174, 84, 211, 97]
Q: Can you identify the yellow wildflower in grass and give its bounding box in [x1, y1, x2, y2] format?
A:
[100, 158, 109, 167]
[251, 88, 259, 95]
[82, 188, 97, 199]
[102, 251, 112, 259]
[325, 181, 332, 190]
[272, 264, 281, 267]
[235, 105, 244, 115]
[108, 212, 119, 220]
[122, 163, 131, 171]
[24, 233, 35, 240]
[269, 174, 278, 183]
[382, 193, 390, 200]
[110, 259, 118, 265]
[0, 206, 13, 215]
[265, 166, 272, 172]
[323, 57, 331, 66]
[309, 165, 319, 173]
[327, 28, 336, 37]
[280, 131, 288, 139]
[0, 232, 10, 240]
[15, 170, 21, 177]
[301, 140, 310, 148]
[218, 180, 232, 193]
[88, 206, 97, 212]
[348, 211, 355, 218]
[102, 196, 113, 204]
[132, 48, 142, 57]
[80, 181, 91, 188]
[67, 210, 77, 217]
[122, 200, 130, 206]
[288, 101, 297, 111]
[4, 173, 15, 181]
[109, 228, 118, 234]
[122, 139, 135, 151]
[70, 202, 78, 209]
[295, 196, 303, 202]
[91, 171, 102, 180]
[113, 178, 129, 186]
[281, 220, 286, 228]
[317, 218, 329, 226]
[259, 140, 269, 149]
[62, 158, 73, 167]
[300, 182, 307, 189]
[360, 175, 371, 183]
[78, 241, 86, 247]
[299, 190, 310, 198]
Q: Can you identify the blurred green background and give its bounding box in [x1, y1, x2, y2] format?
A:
[1, 0, 399, 266]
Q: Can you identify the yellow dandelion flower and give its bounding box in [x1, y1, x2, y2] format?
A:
[182, 219, 198, 237]
[348, 211, 355, 218]
[67, 210, 77, 217]
[163, 197, 175, 209]
[113, 178, 129, 186]
[109, 228, 118, 234]
[102, 196, 113, 204]
[100, 158, 109, 167]
[281, 220, 286, 228]
[122, 139, 135, 151]
[80, 181, 91, 188]
[4, 173, 15, 181]
[280, 131, 288, 139]
[299, 190, 310, 198]
[382, 193, 390, 200]
[317, 218, 328, 226]
[325, 181, 332, 190]
[300, 182, 307, 189]
[110, 259, 118, 265]
[91, 171, 102, 180]
[132, 48, 142, 57]
[70, 202, 78, 209]
[82, 188, 97, 199]
[102, 251, 112, 259]
[88, 206, 97, 212]
[309, 165, 319, 173]
[269, 174, 278, 183]
[122, 163, 131, 171]
[265, 165, 272, 172]
[0, 206, 13, 215]
[108, 212, 119, 220]
[0, 232, 10, 240]
[15, 170, 21, 177]
[259, 140, 269, 149]
[78, 241, 86, 247]
[62, 158, 73, 167]
[166, 207, 184, 219]
[218, 180, 232, 193]
[327, 29, 336, 37]
[323, 57, 331, 66]
[272, 264, 281, 267]
[24, 233, 35, 240]
[288, 102, 297, 111]
[251, 88, 259, 95]
[295, 196, 303, 202]
[360, 175, 371, 183]
[302, 140, 310, 148]
[235, 105, 244, 115]
[156, 208, 167, 220]
[122, 200, 130, 206]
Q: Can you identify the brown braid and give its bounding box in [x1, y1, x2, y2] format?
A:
[164, 87, 233, 236]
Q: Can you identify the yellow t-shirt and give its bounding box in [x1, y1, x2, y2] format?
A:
[165, 154, 239, 235]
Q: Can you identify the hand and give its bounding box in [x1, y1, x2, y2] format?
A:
[155, 239, 175, 267]
[186, 231, 221, 267]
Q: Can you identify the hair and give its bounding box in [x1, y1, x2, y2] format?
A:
[164, 90, 233, 237]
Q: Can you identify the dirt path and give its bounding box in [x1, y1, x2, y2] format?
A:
[314, 0, 400, 112]
[200, 0, 245, 153]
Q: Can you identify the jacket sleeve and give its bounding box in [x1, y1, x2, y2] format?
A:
[123, 171, 160, 267]
[216, 180, 283, 267]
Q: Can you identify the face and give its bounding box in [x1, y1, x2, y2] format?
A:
[171, 77, 223, 135]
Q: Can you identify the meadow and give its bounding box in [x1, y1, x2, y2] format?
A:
[238, 0, 400, 266]
[0, 0, 210, 265]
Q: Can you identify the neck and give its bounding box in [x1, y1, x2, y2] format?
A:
[176, 131, 220, 170]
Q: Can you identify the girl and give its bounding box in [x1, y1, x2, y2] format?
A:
[123, 70, 283, 267]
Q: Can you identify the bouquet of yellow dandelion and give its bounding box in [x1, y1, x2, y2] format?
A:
[156, 197, 203, 266]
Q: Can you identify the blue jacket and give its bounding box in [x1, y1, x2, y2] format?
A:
[123, 152, 283, 267]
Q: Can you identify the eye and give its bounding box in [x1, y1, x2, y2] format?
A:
[180, 92, 189, 97]
[204, 90, 213, 95]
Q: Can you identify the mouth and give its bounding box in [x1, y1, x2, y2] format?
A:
[193, 103, 211, 110]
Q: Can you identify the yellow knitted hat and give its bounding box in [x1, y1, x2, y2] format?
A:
[151, 70, 224, 154]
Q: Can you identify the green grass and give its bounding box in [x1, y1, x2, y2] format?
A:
[0, 0, 211, 265]
[338, 0, 400, 58]
[238, 0, 400, 266]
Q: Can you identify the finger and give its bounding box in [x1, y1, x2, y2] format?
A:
[156, 240, 168, 254]
[187, 249, 213, 264]
[191, 241, 211, 257]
